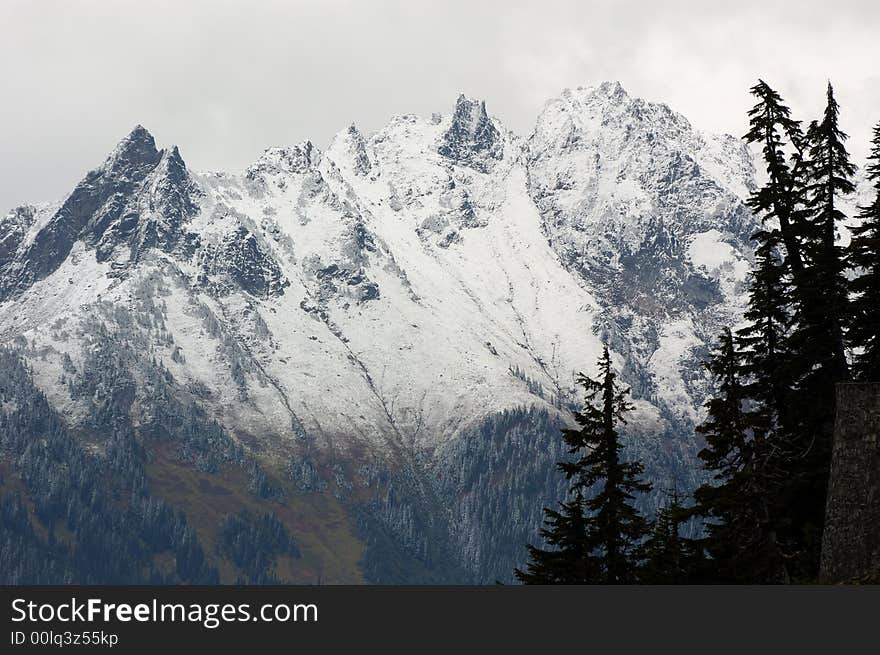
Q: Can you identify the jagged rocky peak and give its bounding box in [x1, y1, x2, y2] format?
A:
[344, 124, 372, 176]
[0, 206, 37, 264]
[0, 126, 193, 300]
[102, 124, 163, 179]
[591, 80, 630, 102]
[326, 124, 372, 178]
[116, 123, 157, 152]
[438, 94, 503, 171]
[159, 145, 187, 180]
[531, 80, 692, 150]
[81, 127, 200, 261]
[567, 81, 673, 119]
[149, 145, 200, 210]
[130, 143, 201, 259]
[0, 205, 38, 235]
[526, 80, 758, 321]
[529, 81, 755, 201]
[246, 141, 320, 187]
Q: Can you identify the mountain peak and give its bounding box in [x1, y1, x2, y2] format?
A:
[560, 81, 631, 108]
[152, 144, 194, 198]
[326, 124, 373, 178]
[162, 144, 187, 173]
[344, 125, 371, 176]
[104, 124, 161, 177]
[595, 80, 629, 98]
[119, 124, 157, 152]
[245, 141, 319, 187]
[438, 94, 503, 171]
[451, 95, 490, 134]
[128, 123, 153, 140]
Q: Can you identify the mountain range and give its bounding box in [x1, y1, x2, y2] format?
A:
[0, 81, 868, 583]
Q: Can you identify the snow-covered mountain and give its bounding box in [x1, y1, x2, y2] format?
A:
[0, 82, 763, 582]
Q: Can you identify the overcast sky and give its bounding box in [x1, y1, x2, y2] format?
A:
[2, 0, 879, 212]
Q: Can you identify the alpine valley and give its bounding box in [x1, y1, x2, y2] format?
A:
[0, 82, 864, 583]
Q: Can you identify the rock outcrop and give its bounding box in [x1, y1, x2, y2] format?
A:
[820, 383, 880, 583]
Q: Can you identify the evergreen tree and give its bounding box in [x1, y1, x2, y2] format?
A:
[692, 328, 790, 583]
[640, 490, 699, 584]
[794, 82, 853, 383]
[514, 490, 597, 584]
[735, 229, 794, 450]
[516, 347, 651, 584]
[846, 121, 880, 380]
[783, 83, 854, 575]
[743, 80, 808, 282]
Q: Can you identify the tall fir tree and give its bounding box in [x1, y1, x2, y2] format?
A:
[743, 80, 808, 282]
[692, 328, 790, 583]
[794, 82, 853, 383]
[516, 346, 651, 584]
[740, 79, 807, 448]
[783, 83, 855, 575]
[846, 121, 880, 380]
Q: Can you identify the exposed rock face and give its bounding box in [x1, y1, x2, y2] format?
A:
[438, 95, 503, 172]
[202, 225, 288, 298]
[0, 205, 39, 263]
[820, 383, 880, 583]
[342, 125, 372, 177]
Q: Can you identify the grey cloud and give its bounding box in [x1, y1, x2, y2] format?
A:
[1, 0, 878, 212]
